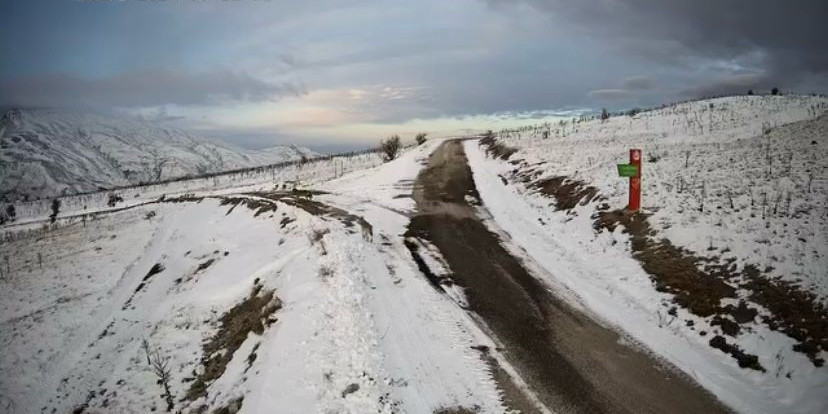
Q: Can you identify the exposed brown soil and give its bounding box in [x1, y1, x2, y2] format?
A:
[595, 209, 827, 367]
[407, 140, 732, 414]
[531, 176, 601, 211]
[219, 196, 278, 217]
[185, 282, 281, 401]
[743, 267, 827, 366]
[709, 335, 762, 370]
[480, 133, 517, 160]
[250, 191, 373, 241]
[594, 210, 737, 318]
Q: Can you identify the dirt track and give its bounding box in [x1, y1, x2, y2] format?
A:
[407, 140, 733, 414]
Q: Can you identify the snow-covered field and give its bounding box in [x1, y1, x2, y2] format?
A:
[0, 140, 509, 414]
[466, 95, 828, 414]
[1, 95, 826, 414]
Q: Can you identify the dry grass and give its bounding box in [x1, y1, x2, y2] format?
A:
[185, 283, 282, 401]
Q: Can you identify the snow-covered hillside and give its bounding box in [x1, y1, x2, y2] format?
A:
[468, 94, 828, 414]
[0, 141, 512, 414]
[2, 95, 827, 414]
[488, 95, 828, 300]
[0, 109, 318, 201]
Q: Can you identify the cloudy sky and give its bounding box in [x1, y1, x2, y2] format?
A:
[1, 0, 826, 150]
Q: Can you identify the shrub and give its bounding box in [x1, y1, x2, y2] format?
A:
[49, 199, 61, 223]
[771, 87, 780, 95]
[415, 132, 428, 145]
[747, 89, 754, 95]
[107, 193, 123, 207]
[600, 108, 610, 122]
[380, 134, 401, 162]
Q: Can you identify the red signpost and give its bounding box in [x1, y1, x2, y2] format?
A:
[629, 149, 642, 211]
[616, 149, 642, 211]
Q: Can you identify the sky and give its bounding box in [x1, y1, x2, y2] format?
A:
[1, 0, 826, 150]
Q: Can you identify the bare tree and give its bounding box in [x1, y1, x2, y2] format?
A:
[380, 135, 402, 162]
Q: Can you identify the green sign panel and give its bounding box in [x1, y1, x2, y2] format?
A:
[617, 163, 638, 177]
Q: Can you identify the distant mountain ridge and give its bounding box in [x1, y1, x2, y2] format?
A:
[0, 109, 318, 201]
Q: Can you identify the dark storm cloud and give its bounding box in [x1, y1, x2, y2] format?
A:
[0, 70, 304, 109]
[2, 0, 826, 147]
[486, 0, 828, 95]
[678, 73, 768, 98]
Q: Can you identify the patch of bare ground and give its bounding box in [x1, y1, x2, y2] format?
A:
[185, 281, 282, 402]
[595, 208, 827, 368]
[250, 191, 373, 241]
[478, 137, 603, 212]
[480, 132, 517, 160]
[219, 197, 278, 217]
[531, 176, 602, 211]
[434, 406, 480, 414]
